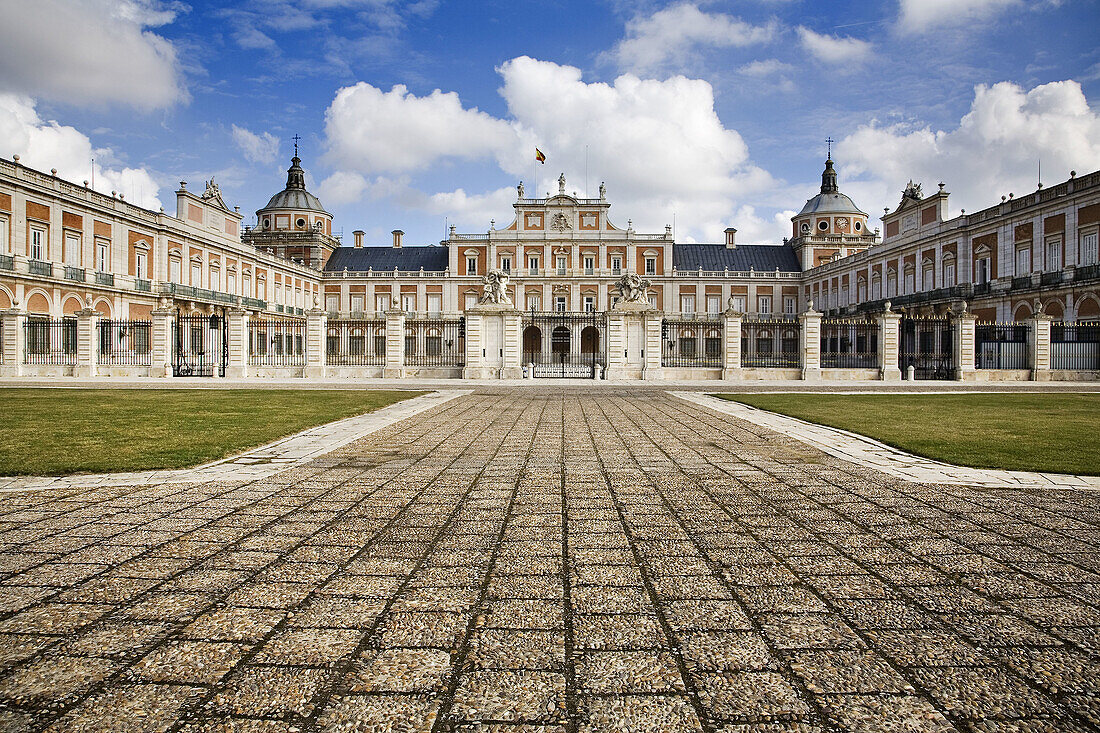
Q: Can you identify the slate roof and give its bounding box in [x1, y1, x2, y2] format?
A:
[324, 246, 450, 272]
[796, 191, 868, 217]
[673, 243, 801, 273]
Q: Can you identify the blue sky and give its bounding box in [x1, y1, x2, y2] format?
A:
[1, 0, 1098, 245]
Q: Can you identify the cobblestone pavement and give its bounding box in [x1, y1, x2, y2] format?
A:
[2, 391, 1100, 732]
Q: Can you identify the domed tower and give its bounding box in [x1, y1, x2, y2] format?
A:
[243, 151, 338, 269]
[789, 157, 875, 270]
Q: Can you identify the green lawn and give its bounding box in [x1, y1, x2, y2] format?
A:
[716, 393, 1100, 475]
[0, 388, 423, 476]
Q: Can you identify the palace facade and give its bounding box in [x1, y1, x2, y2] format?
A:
[0, 149, 1097, 380]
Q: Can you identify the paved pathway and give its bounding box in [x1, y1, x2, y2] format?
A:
[675, 391, 1100, 493]
[1, 391, 1099, 732]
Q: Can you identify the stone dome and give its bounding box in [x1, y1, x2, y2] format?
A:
[259, 156, 329, 215]
[796, 158, 867, 217]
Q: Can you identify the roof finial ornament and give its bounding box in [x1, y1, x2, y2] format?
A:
[291, 134, 301, 158]
[558, 172, 566, 195]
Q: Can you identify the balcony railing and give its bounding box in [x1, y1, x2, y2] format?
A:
[94, 271, 114, 287]
[28, 260, 52, 277]
[0, 254, 13, 271]
[134, 278, 151, 292]
[1040, 271, 1065, 286]
[64, 266, 85, 282]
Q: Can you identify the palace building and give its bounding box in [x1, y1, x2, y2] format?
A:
[0, 148, 1097, 380]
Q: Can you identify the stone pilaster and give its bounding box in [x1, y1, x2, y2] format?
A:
[501, 310, 523, 379]
[954, 312, 977, 381]
[0, 309, 25, 376]
[721, 309, 742, 380]
[462, 310, 484, 379]
[383, 308, 405, 379]
[1029, 314, 1052, 381]
[877, 304, 902, 381]
[642, 311, 663, 380]
[605, 311, 626, 377]
[799, 307, 822, 381]
[150, 303, 174, 378]
[305, 308, 327, 379]
[226, 309, 250, 379]
[75, 308, 98, 378]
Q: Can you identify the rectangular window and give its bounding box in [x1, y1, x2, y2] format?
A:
[707, 295, 721, 314]
[528, 256, 539, 274]
[611, 256, 622, 275]
[1082, 231, 1099, 266]
[466, 256, 477, 275]
[783, 296, 796, 315]
[1016, 247, 1031, 275]
[583, 256, 595, 275]
[210, 268, 221, 292]
[644, 257, 657, 275]
[464, 293, 479, 310]
[371, 295, 383, 313]
[96, 242, 109, 272]
[757, 295, 771, 314]
[1046, 236, 1062, 271]
[401, 294, 415, 314]
[0, 217, 7, 252]
[527, 294, 541, 311]
[731, 296, 746, 312]
[903, 270, 914, 294]
[326, 295, 339, 312]
[976, 257, 990, 284]
[227, 273, 236, 294]
[135, 252, 146, 280]
[583, 296, 595, 312]
[922, 266, 934, 291]
[64, 232, 80, 265]
[943, 262, 956, 287]
[30, 226, 44, 260]
[680, 295, 695, 314]
[556, 256, 567, 275]
[555, 296, 567, 312]
[427, 293, 442, 315]
[500, 256, 511, 273]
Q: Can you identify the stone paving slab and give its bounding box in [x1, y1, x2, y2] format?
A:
[674, 391, 1100, 493]
[0, 391, 1099, 732]
[0, 390, 470, 493]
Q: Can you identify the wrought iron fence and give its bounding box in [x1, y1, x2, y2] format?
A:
[661, 317, 722, 368]
[173, 312, 227, 377]
[899, 316, 955, 379]
[24, 317, 77, 365]
[741, 316, 801, 368]
[249, 319, 307, 366]
[1051, 322, 1100, 370]
[97, 320, 152, 365]
[522, 311, 606, 378]
[326, 319, 386, 366]
[404, 317, 465, 367]
[821, 318, 878, 369]
[975, 322, 1029, 369]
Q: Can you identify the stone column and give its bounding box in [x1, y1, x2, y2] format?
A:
[75, 308, 98, 378]
[226, 308, 250, 379]
[954, 311, 977, 381]
[721, 309, 742, 380]
[1029, 313, 1052, 381]
[642, 311, 663, 380]
[501, 309, 523, 379]
[150, 301, 174, 378]
[305, 308, 327, 379]
[383, 306, 405, 379]
[877, 303, 902, 381]
[0, 309, 25, 377]
[799, 306, 821, 381]
[462, 309, 484, 379]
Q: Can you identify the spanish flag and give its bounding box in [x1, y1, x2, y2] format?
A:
[535, 148, 546, 164]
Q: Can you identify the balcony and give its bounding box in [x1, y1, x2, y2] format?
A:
[28, 260, 52, 277]
[134, 278, 151, 292]
[1075, 264, 1100, 282]
[0, 254, 12, 271]
[64, 266, 85, 282]
[1040, 271, 1065, 287]
[94, 272, 115, 287]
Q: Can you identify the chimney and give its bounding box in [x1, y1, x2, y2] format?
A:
[392, 229, 404, 248]
[352, 230, 364, 248]
[724, 227, 737, 249]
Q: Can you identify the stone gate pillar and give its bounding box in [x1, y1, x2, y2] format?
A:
[226, 308, 250, 379]
[75, 308, 99, 378]
[462, 309, 484, 379]
[877, 302, 901, 381]
[305, 307, 327, 379]
[721, 309, 742, 380]
[383, 305, 405, 379]
[605, 301, 649, 380]
[799, 305, 821, 381]
[642, 311, 663, 381]
[605, 310, 626, 377]
[150, 300, 174, 378]
[1, 309, 26, 377]
[501, 309, 523, 379]
[954, 310, 977, 381]
[1029, 313, 1052, 381]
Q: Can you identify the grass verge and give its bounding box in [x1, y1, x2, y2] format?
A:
[0, 388, 424, 476]
[716, 392, 1100, 475]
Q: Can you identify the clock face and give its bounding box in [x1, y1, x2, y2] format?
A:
[836, 217, 848, 228]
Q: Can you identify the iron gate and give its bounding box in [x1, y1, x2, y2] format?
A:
[899, 315, 955, 380]
[522, 311, 606, 378]
[173, 311, 228, 377]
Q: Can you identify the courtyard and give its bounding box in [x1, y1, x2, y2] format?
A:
[1, 388, 1099, 731]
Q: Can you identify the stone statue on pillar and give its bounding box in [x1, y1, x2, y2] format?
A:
[615, 273, 651, 304]
[480, 268, 513, 306]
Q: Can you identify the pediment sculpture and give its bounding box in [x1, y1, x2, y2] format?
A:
[550, 212, 572, 231]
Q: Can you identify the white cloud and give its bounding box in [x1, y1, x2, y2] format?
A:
[0, 0, 186, 111]
[897, 0, 1019, 33]
[797, 27, 873, 64]
[324, 83, 517, 174]
[322, 56, 784, 242]
[738, 59, 794, 77]
[231, 125, 280, 165]
[605, 3, 778, 74]
[837, 80, 1100, 217]
[0, 95, 162, 209]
